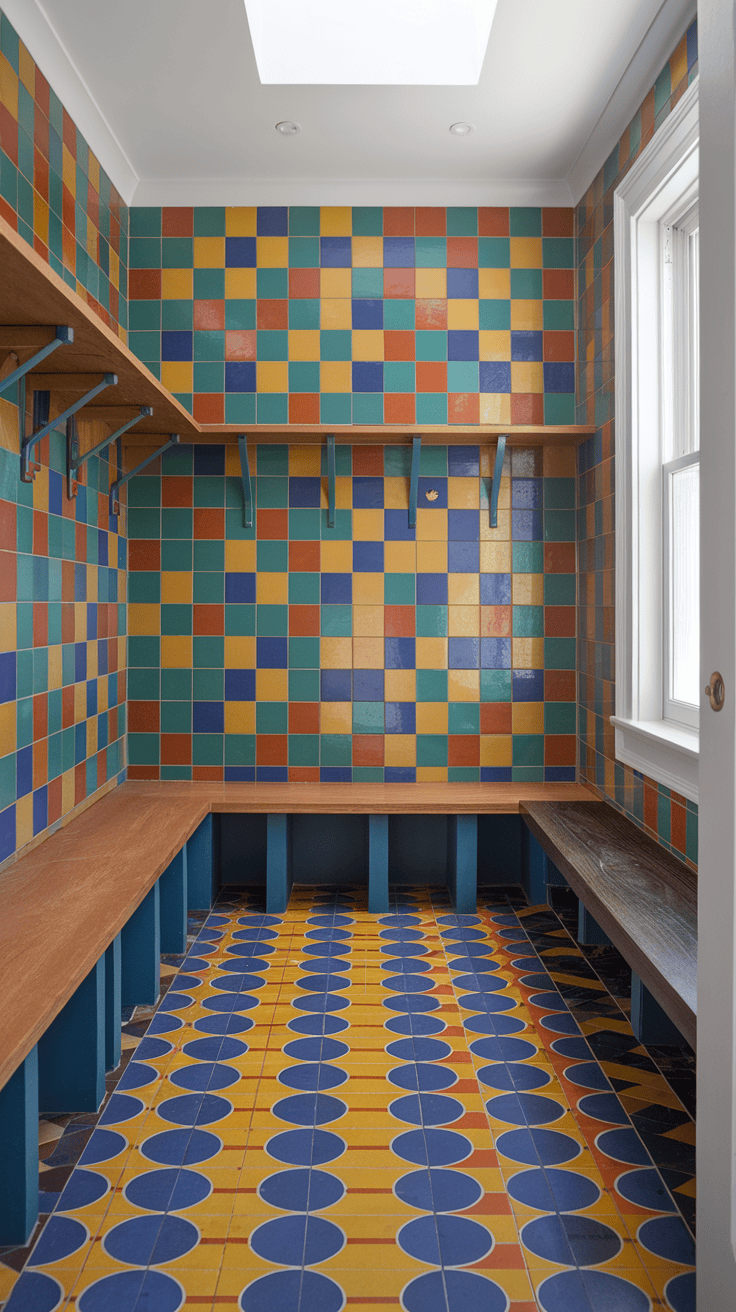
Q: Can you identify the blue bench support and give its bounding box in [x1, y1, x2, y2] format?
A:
[38, 958, 105, 1114]
[521, 827, 548, 904]
[447, 815, 478, 913]
[631, 972, 686, 1045]
[160, 848, 188, 953]
[577, 903, 612, 946]
[0, 1048, 39, 1245]
[368, 815, 389, 913]
[187, 815, 214, 910]
[121, 883, 161, 1007]
[105, 934, 121, 1072]
[266, 814, 292, 913]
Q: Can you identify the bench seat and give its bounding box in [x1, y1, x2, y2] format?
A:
[520, 799, 697, 1050]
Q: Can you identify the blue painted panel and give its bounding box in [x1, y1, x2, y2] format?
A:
[105, 934, 121, 1072]
[631, 972, 685, 1046]
[577, 902, 611, 945]
[368, 814, 389, 913]
[291, 814, 367, 885]
[520, 826, 547, 904]
[448, 814, 478, 913]
[121, 882, 160, 1007]
[478, 814, 522, 885]
[0, 1048, 39, 1245]
[266, 814, 292, 913]
[160, 848, 188, 953]
[187, 815, 214, 909]
[389, 815, 448, 885]
[38, 957, 105, 1113]
[220, 814, 267, 885]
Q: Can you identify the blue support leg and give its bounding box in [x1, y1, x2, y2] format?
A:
[521, 827, 548, 904]
[0, 1048, 39, 1245]
[187, 815, 214, 910]
[105, 934, 121, 1072]
[577, 902, 612, 945]
[266, 814, 292, 913]
[631, 972, 686, 1045]
[448, 814, 478, 913]
[368, 815, 389, 913]
[121, 883, 161, 1007]
[160, 848, 188, 953]
[38, 958, 106, 1114]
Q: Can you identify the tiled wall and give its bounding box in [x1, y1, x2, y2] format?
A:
[126, 440, 577, 783]
[0, 397, 128, 863]
[0, 10, 128, 338]
[126, 206, 575, 427]
[575, 17, 698, 868]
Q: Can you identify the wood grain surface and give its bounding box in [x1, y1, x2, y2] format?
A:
[520, 801, 697, 1048]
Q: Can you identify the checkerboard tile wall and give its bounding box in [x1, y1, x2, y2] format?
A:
[0, 398, 127, 863]
[126, 206, 575, 427]
[575, 17, 698, 869]
[126, 441, 577, 784]
[0, 10, 129, 338]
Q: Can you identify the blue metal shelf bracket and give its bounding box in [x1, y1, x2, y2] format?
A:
[489, 433, 508, 529]
[327, 433, 336, 528]
[0, 325, 73, 397]
[408, 434, 422, 528]
[109, 434, 180, 515]
[238, 435, 253, 529]
[67, 406, 153, 500]
[21, 371, 117, 483]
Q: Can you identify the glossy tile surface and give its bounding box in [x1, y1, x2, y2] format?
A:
[1, 887, 695, 1311]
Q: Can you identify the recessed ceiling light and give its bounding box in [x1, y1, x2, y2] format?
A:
[245, 0, 498, 85]
[275, 121, 300, 134]
[449, 122, 474, 136]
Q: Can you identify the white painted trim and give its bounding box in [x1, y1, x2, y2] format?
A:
[613, 75, 699, 802]
[568, 0, 696, 204]
[1, 0, 138, 203]
[130, 176, 574, 209]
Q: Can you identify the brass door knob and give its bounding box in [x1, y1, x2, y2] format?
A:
[705, 672, 725, 711]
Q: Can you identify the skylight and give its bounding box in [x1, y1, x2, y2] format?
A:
[244, 0, 498, 85]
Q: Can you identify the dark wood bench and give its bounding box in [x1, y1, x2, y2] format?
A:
[519, 800, 697, 1051]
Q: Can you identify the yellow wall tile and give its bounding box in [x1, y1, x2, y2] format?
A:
[416, 508, 448, 541]
[384, 477, 408, 510]
[447, 300, 479, 331]
[225, 267, 257, 298]
[416, 637, 448, 669]
[321, 298, 351, 329]
[226, 208, 257, 236]
[74, 683, 86, 724]
[257, 572, 288, 604]
[511, 361, 544, 393]
[225, 636, 256, 667]
[448, 605, 479, 637]
[480, 735, 512, 766]
[320, 268, 352, 298]
[448, 574, 480, 605]
[289, 330, 320, 361]
[321, 702, 352, 734]
[0, 701, 16, 756]
[18, 41, 35, 93]
[510, 300, 543, 331]
[16, 794, 33, 849]
[321, 207, 352, 236]
[161, 636, 193, 667]
[416, 268, 447, 299]
[63, 146, 76, 195]
[225, 541, 257, 571]
[353, 574, 384, 604]
[352, 236, 383, 267]
[321, 637, 352, 668]
[479, 507, 511, 543]
[510, 237, 542, 268]
[384, 541, 416, 572]
[353, 605, 383, 636]
[88, 155, 100, 195]
[256, 237, 288, 267]
[479, 331, 511, 361]
[321, 361, 352, 393]
[289, 446, 322, 476]
[194, 237, 225, 267]
[32, 465, 48, 514]
[61, 770, 75, 817]
[512, 574, 544, 605]
[98, 678, 108, 712]
[256, 669, 288, 700]
[416, 702, 448, 734]
[352, 637, 383, 668]
[479, 268, 510, 299]
[385, 670, 415, 701]
[448, 669, 480, 701]
[480, 393, 511, 425]
[128, 603, 160, 636]
[257, 361, 288, 392]
[480, 541, 511, 572]
[385, 735, 416, 767]
[512, 636, 544, 668]
[417, 541, 447, 573]
[161, 362, 193, 394]
[447, 477, 479, 510]
[87, 642, 98, 680]
[86, 564, 98, 602]
[86, 718, 97, 759]
[417, 767, 449, 782]
[0, 604, 16, 651]
[513, 702, 544, 733]
[0, 55, 19, 117]
[161, 572, 192, 604]
[352, 330, 384, 361]
[321, 540, 352, 571]
[47, 644, 61, 691]
[225, 702, 255, 733]
[352, 509, 384, 540]
[335, 475, 353, 509]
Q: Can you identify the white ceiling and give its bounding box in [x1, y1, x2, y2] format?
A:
[5, 0, 696, 207]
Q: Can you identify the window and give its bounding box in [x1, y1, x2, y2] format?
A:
[613, 77, 699, 802]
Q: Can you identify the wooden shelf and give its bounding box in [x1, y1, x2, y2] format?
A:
[0, 213, 597, 459]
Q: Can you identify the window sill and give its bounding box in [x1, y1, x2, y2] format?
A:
[610, 716, 699, 804]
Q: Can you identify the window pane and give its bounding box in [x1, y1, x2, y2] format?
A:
[670, 461, 699, 707]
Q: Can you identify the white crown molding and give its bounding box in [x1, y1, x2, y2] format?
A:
[1, 0, 138, 204]
[131, 176, 575, 209]
[567, 0, 697, 205]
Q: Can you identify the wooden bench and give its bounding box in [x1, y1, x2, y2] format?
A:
[519, 800, 697, 1051]
[0, 777, 590, 1246]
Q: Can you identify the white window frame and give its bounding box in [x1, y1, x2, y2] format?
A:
[612, 76, 699, 803]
